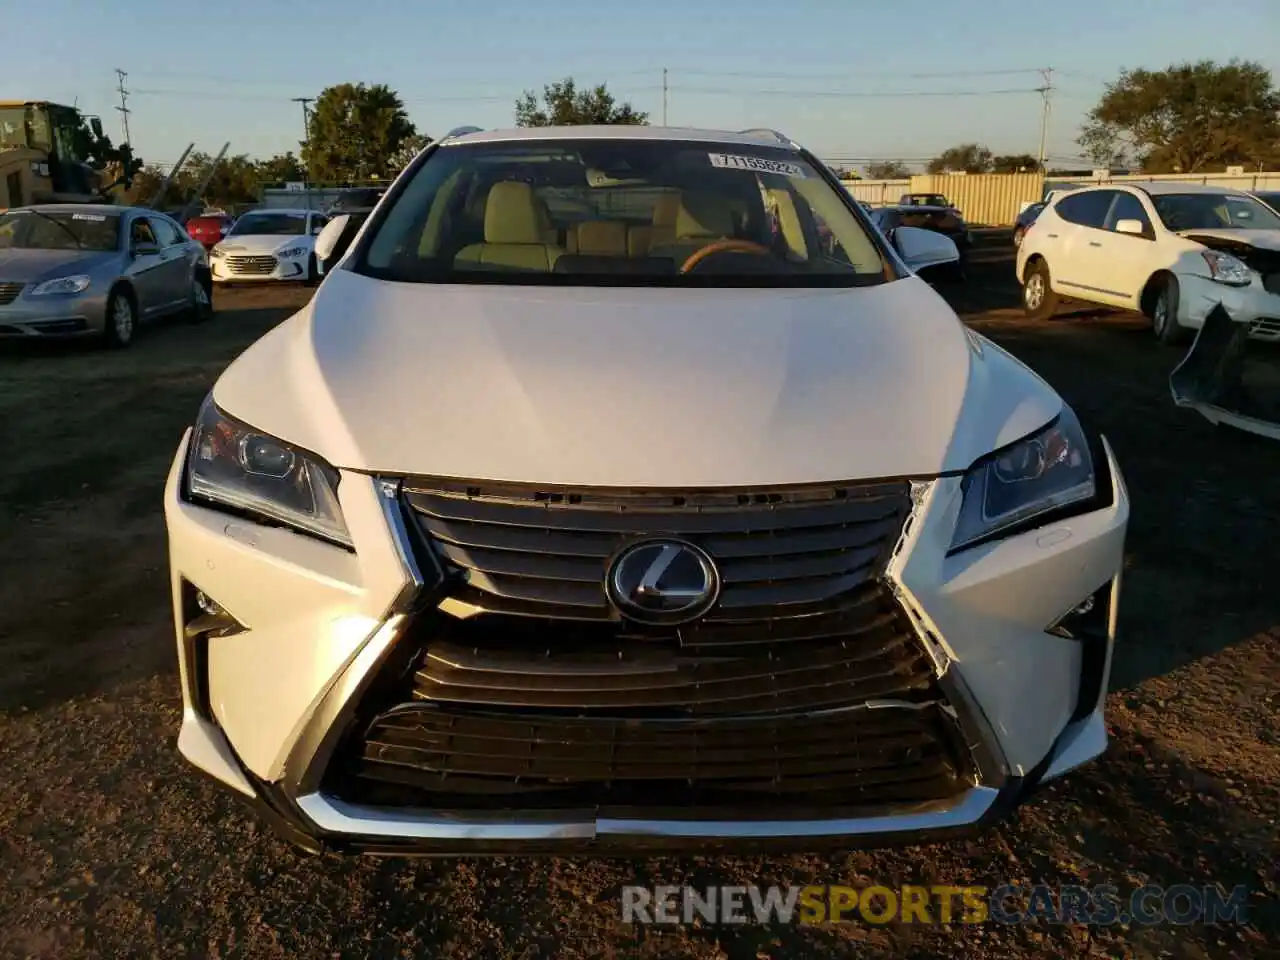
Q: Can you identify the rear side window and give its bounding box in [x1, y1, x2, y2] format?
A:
[1055, 191, 1114, 229]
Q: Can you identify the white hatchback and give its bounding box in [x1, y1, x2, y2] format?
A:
[209, 208, 328, 285]
[1016, 182, 1280, 343]
[165, 125, 1128, 856]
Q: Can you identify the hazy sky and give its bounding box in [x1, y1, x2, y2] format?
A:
[6, 0, 1278, 171]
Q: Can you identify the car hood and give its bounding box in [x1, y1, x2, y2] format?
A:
[1179, 228, 1280, 252]
[0, 247, 120, 283]
[212, 271, 1062, 485]
[216, 234, 311, 255]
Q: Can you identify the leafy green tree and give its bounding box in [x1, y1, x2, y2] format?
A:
[1078, 60, 1280, 173]
[927, 143, 993, 174]
[387, 133, 433, 173]
[864, 160, 911, 179]
[991, 154, 1042, 173]
[302, 83, 419, 181]
[256, 152, 306, 184]
[515, 78, 648, 126]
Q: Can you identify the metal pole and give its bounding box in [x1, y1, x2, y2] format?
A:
[1036, 67, 1053, 169]
[147, 143, 194, 208]
[175, 142, 230, 223]
[292, 97, 313, 145]
[115, 69, 132, 144]
[662, 68, 668, 126]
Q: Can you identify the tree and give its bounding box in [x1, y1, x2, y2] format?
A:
[515, 78, 648, 127]
[387, 133, 433, 173]
[1077, 60, 1280, 173]
[864, 160, 911, 179]
[991, 153, 1042, 173]
[302, 83, 419, 181]
[256, 152, 306, 184]
[927, 143, 993, 174]
[826, 165, 860, 180]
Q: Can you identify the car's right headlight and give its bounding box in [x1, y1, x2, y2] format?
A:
[1200, 250, 1252, 287]
[185, 396, 352, 548]
[950, 405, 1097, 552]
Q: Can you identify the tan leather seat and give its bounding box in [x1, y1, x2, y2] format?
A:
[628, 192, 681, 256]
[574, 220, 628, 256]
[674, 193, 735, 241]
[455, 182, 564, 271]
[766, 188, 808, 260]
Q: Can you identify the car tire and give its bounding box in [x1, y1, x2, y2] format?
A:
[186, 273, 213, 324]
[102, 288, 137, 349]
[1150, 275, 1190, 346]
[1022, 259, 1059, 321]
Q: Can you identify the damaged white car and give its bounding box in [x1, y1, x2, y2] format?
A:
[164, 125, 1129, 855]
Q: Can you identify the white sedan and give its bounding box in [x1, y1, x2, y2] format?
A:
[209, 209, 328, 285]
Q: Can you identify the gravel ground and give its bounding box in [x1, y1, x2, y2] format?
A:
[1, 246, 1277, 959]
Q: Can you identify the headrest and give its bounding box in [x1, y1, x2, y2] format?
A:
[675, 193, 735, 239]
[484, 182, 545, 244]
[651, 192, 681, 227]
[574, 220, 628, 256]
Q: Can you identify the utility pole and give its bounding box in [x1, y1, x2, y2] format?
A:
[114, 69, 132, 144]
[662, 68, 668, 126]
[1036, 67, 1054, 170]
[292, 97, 313, 145]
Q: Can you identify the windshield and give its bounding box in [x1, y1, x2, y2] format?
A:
[903, 194, 948, 207]
[0, 210, 121, 252]
[1255, 192, 1280, 212]
[0, 107, 27, 148]
[358, 139, 887, 287]
[229, 212, 308, 237]
[1151, 193, 1280, 232]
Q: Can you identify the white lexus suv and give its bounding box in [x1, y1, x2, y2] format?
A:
[164, 125, 1129, 855]
[1017, 181, 1280, 344]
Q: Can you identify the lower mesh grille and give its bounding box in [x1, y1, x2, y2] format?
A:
[337, 702, 966, 811]
[0, 281, 24, 305]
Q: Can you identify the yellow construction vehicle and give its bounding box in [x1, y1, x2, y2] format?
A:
[0, 100, 109, 209]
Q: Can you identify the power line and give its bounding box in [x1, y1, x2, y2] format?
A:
[675, 67, 1046, 80]
[114, 68, 132, 144]
[671, 85, 1039, 99]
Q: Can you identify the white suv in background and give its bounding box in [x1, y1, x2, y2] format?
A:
[1016, 182, 1280, 344]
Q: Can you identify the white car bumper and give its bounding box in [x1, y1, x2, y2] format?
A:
[164, 430, 1129, 855]
[1177, 273, 1280, 341]
[211, 253, 311, 283]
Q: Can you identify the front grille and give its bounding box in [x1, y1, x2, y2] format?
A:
[325, 480, 971, 813]
[1249, 317, 1280, 339]
[403, 478, 912, 622]
[224, 255, 276, 275]
[0, 281, 24, 305]
[337, 701, 966, 811]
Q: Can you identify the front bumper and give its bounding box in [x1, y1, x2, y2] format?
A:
[164, 432, 1129, 855]
[210, 255, 308, 283]
[0, 290, 109, 337]
[1175, 273, 1280, 341]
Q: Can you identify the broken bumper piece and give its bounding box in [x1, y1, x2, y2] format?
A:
[1171, 303, 1280, 441]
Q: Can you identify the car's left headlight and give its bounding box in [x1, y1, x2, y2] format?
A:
[950, 404, 1096, 552]
[277, 246, 307, 259]
[29, 274, 91, 296]
[185, 397, 353, 548]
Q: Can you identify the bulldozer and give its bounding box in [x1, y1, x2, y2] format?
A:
[0, 99, 110, 209]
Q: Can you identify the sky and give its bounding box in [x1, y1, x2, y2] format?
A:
[5, 0, 1278, 173]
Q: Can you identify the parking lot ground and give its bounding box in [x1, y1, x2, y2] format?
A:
[1, 245, 1278, 958]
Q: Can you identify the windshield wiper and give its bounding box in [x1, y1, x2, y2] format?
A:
[24, 209, 84, 249]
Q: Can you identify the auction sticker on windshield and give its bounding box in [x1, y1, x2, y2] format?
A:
[709, 154, 806, 178]
[72, 213, 106, 221]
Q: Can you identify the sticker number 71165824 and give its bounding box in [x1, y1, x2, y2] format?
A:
[708, 154, 807, 178]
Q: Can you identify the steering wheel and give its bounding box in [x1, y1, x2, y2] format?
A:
[679, 239, 773, 274]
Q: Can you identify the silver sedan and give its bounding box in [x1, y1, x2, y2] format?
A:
[0, 204, 212, 348]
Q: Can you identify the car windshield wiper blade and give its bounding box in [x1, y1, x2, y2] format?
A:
[24, 209, 85, 249]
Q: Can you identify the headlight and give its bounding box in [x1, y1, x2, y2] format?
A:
[210, 244, 226, 258]
[185, 397, 352, 548]
[950, 405, 1096, 552]
[29, 274, 90, 296]
[1201, 250, 1252, 287]
[277, 246, 307, 259]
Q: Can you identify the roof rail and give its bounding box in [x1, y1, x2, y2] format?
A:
[737, 128, 796, 147]
[440, 125, 483, 142]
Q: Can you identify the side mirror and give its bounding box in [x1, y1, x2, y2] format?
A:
[893, 225, 960, 272]
[133, 241, 160, 257]
[311, 224, 325, 236]
[1114, 218, 1147, 237]
[314, 214, 353, 266]
[90, 117, 104, 139]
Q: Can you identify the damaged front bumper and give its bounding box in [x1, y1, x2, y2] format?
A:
[1171, 303, 1280, 440]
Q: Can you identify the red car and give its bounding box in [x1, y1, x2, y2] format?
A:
[184, 214, 235, 251]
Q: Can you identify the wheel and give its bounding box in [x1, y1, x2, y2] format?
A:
[1021, 259, 1059, 321]
[1012, 226, 1025, 248]
[304, 254, 319, 287]
[102, 288, 137, 348]
[1150, 275, 1189, 345]
[186, 274, 213, 323]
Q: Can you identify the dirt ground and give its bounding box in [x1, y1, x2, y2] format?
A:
[1, 241, 1277, 959]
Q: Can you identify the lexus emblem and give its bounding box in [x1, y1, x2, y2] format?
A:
[606, 540, 720, 625]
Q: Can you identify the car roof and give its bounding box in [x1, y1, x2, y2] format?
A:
[240, 208, 312, 216]
[1105, 181, 1252, 197]
[10, 203, 131, 215]
[443, 125, 803, 151]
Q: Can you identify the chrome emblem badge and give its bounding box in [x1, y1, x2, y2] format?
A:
[606, 540, 720, 625]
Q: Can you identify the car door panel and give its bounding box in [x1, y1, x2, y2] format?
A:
[1098, 192, 1160, 308]
[1052, 191, 1124, 302]
[125, 217, 167, 316]
[152, 218, 192, 310]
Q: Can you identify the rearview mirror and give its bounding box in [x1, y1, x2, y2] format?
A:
[314, 214, 353, 266]
[133, 241, 160, 257]
[892, 225, 960, 272]
[1114, 218, 1146, 236]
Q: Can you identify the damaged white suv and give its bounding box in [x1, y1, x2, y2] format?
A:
[164, 125, 1129, 855]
